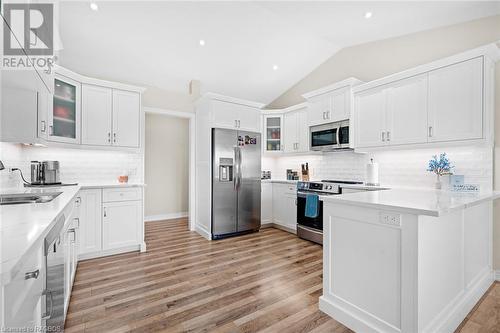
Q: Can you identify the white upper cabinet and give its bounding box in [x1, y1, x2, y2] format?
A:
[354, 87, 387, 148]
[283, 106, 309, 153]
[263, 114, 283, 153]
[49, 75, 81, 144]
[303, 78, 362, 127]
[209, 97, 263, 133]
[284, 111, 298, 153]
[82, 85, 113, 146]
[428, 57, 483, 142]
[386, 74, 429, 145]
[353, 47, 495, 150]
[112, 90, 141, 147]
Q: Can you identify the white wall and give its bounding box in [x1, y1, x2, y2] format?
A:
[144, 113, 189, 220]
[0, 142, 143, 188]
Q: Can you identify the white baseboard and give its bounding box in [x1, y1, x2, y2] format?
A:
[78, 245, 141, 261]
[145, 212, 188, 222]
[495, 270, 500, 281]
[195, 224, 211, 240]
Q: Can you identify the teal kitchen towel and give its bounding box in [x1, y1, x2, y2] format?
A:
[305, 193, 319, 218]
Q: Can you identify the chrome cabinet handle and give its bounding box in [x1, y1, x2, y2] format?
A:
[41, 121, 46, 133]
[386, 131, 390, 141]
[42, 290, 54, 320]
[381, 131, 385, 142]
[238, 120, 241, 128]
[428, 126, 433, 137]
[326, 111, 330, 119]
[103, 207, 107, 217]
[25, 269, 40, 280]
[49, 125, 53, 136]
[322, 112, 326, 120]
[108, 132, 111, 143]
[75, 197, 81, 206]
[113, 133, 116, 143]
[68, 228, 76, 242]
[73, 217, 80, 228]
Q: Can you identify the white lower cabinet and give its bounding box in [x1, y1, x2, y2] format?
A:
[79, 189, 103, 255]
[261, 182, 273, 224]
[272, 183, 297, 232]
[103, 200, 142, 250]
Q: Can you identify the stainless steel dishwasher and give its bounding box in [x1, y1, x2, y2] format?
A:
[43, 214, 66, 331]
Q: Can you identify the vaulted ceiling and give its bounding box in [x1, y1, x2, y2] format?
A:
[58, 1, 500, 104]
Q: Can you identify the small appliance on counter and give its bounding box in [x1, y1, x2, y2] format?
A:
[261, 171, 271, 180]
[24, 161, 77, 187]
[286, 169, 299, 180]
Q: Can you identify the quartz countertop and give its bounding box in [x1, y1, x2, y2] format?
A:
[320, 188, 500, 217]
[0, 182, 145, 285]
[1, 185, 81, 285]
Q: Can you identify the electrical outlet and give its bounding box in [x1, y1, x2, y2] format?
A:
[379, 212, 401, 226]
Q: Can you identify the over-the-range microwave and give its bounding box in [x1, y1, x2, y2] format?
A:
[310, 120, 351, 151]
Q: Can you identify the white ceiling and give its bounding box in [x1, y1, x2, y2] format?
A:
[58, 1, 500, 104]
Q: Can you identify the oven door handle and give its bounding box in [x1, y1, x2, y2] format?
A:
[336, 126, 340, 146]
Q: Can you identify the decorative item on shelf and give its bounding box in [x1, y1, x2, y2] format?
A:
[118, 170, 129, 183]
[427, 153, 454, 190]
[301, 163, 310, 181]
[449, 175, 480, 192]
[366, 158, 379, 186]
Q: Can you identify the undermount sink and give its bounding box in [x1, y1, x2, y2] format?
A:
[0, 192, 62, 205]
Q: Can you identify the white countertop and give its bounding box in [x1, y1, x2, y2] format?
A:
[321, 188, 500, 217]
[0, 182, 145, 285]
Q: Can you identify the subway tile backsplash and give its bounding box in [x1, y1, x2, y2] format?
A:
[0, 143, 143, 188]
[263, 145, 493, 191]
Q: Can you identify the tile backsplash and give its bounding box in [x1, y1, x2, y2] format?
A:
[263, 145, 493, 191]
[0, 143, 143, 188]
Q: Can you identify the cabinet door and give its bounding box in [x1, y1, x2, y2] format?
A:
[284, 112, 298, 153]
[49, 75, 81, 144]
[330, 87, 349, 122]
[264, 115, 283, 152]
[211, 100, 238, 129]
[296, 109, 309, 152]
[308, 94, 330, 126]
[79, 189, 102, 255]
[81, 85, 113, 146]
[283, 195, 297, 231]
[112, 90, 141, 147]
[354, 87, 387, 148]
[103, 201, 141, 250]
[237, 105, 261, 132]
[428, 57, 483, 142]
[261, 182, 273, 224]
[386, 74, 429, 145]
[272, 184, 286, 225]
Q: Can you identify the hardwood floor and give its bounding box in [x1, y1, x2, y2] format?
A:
[65, 218, 499, 333]
[65, 218, 350, 333]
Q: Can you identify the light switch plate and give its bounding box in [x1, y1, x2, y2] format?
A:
[379, 211, 401, 227]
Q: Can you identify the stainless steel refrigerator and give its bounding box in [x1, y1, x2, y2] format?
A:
[212, 128, 261, 239]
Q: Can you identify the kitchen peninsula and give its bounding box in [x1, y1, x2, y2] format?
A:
[320, 188, 500, 333]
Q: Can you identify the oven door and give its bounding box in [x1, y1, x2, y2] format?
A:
[296, 192, 323, 231]
[310, 124, 339, 151]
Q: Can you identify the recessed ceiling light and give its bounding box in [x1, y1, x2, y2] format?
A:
[90, 2, 98, 11]
[272, 65, 278, 71]
[199, 39, 206, 46]
[364, 12, 373, 19]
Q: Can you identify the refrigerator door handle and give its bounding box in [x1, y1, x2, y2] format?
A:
[237, 146, 242, 191]
[234, 146, 240, 190]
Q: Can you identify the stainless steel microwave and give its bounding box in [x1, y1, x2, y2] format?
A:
[310, 120, 350, 151]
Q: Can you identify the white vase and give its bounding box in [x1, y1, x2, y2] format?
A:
[435, 175, 442, 190]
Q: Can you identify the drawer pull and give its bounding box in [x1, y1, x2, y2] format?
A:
[25, 269, 40, 280]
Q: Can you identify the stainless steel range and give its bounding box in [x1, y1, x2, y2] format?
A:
[296, 180, 363, 244]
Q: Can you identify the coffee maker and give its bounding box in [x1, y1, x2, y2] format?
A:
[31, 161, 61, 185]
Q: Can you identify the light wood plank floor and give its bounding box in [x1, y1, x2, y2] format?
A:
[65, 218, 499, 333]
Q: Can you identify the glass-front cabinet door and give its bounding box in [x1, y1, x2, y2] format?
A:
[49, 75, 81, 143]
[264, 115, 283, 152]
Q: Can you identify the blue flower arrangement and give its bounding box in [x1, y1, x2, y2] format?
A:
[427, 153, 454, 176]
[427, 153, 454, 189]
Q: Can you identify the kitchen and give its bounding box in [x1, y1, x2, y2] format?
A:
[1, 2, 500, 333]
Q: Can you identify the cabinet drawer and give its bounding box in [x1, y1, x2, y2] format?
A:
[103, 187, 142, 202]
[4, 245, 44, 328]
